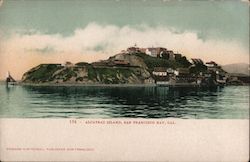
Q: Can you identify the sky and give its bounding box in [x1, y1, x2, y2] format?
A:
[0, 0, 249, 80]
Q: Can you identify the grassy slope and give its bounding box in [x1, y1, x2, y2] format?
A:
[87, 65, 136, 84]
[134, 53, 191, 72]
[23, 64, 63, 82]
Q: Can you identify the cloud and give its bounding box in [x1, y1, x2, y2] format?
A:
[0, 22, 249, 80]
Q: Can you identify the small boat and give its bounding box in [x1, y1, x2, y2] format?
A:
[6, 71, 17, 86]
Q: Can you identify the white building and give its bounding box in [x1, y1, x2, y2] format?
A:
[146, 48, 158, 57]
[152, 67, 168, 76]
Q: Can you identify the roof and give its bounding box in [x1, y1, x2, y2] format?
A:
[191, 58, 204, 64]
[206, 61, 217, 65]
[147, 47, 166, 51]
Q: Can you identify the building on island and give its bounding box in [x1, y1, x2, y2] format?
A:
[127, 46, 140, 53]
[144, 77, 155, 84]
[139, 48, 147, 53]
[174, 68, 197, 84]
[167, 68, 175, 75]
[205, 61, 218, 67]
[152, 67, 169, 84]
[228, 73, 250, 85]
[175, 68, 190, 76]
[146, 47, 167, 57]
[205, 61, 221, 72]
[121, 45, 181, 62]
[152, 67, 168, 76]
[146, 48, 158, 57]
[162, 50, 175, 60]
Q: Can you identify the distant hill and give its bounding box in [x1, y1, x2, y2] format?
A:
[222, 63, 250, 76]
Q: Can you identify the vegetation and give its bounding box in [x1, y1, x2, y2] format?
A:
[86, 65, 135, 84]
[61, 68, 77, 81]
[87, 65, 97, 80]
[189, 63, 208, 74]
[135, 53, 191, 72]
[23, 64, 63, 82]
[176, 56, 192, 68]
[76, 77, 84, 82]
[75, 62, 89, 66]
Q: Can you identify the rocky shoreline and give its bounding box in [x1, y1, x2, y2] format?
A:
[19, 82, 156, 87]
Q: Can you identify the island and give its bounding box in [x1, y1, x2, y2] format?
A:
[20, 46, 249, 87]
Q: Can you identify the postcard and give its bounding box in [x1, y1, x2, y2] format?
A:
[0, 0, 249, 161]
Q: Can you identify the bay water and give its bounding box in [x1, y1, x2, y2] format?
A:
[0, 84, 249, 119]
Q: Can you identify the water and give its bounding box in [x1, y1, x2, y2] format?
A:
[0, 84, 249, 119]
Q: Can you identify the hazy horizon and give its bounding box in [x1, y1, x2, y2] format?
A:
[0, 0, 249, 80]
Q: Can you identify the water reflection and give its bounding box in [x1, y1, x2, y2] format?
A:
[0, 85, 249, 119]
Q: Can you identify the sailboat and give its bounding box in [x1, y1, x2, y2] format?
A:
[6, 71, 17, 86]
